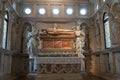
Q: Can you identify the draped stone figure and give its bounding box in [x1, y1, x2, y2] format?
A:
[22, 23, 32, 53]
[75, 24, 86, 72]
[27, 29, 40, 58]
[75, 25, 85, 57]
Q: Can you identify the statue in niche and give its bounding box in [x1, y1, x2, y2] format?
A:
[27, 28, 40, 58]
[22, 24, 32, 53]
[95, 20, 101, 50]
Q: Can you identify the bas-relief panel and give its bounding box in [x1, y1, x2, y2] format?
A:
[54, 40, 61, 48]
[43, 39, 72, 49]
[40, 30, 75, 52]
[43, 40, 54, 48]
[62, 40, 72, 48]
[38, 64, 81, 74]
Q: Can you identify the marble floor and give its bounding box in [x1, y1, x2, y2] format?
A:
[0, 74, 106, 80]
[83, 75, 106, 80]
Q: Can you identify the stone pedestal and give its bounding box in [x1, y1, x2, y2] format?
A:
[35, 73, 83, 80]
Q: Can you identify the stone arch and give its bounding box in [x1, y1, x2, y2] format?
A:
[102, 4, 110, 14]
[80, 23, 87, 30]
[109, 2, 120, 45]
[22, 22, 32, 32]
[80, 23, 89, 35]
[80, 23, 89, 52]
[110, 2, 120, 17]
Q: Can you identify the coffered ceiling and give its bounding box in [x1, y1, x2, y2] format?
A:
[5, 0, 107, 19]
[21, 0, 91, 18]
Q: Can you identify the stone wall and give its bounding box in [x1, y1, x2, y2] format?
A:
[88, 0, 120, 76]
[90, 47, 120, 75]
[0, 52, 2, 76]
[0, 49, 12, 76]
[11, 54, 29, 76]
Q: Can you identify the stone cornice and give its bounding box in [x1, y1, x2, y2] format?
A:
[0, 48, 14, 55]
[11, 53, 29, 57]
[22, 0, 89, 4]
[92, 46, 120, 55]
[21, 17, 90, 23]
[0, 48, 29, 57]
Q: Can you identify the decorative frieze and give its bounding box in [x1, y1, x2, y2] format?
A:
[37, 64, 81, 74]
[35, 57, 82, 64]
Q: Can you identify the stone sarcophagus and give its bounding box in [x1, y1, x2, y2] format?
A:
[39, 28, 75, 53]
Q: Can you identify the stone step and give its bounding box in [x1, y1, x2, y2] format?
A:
[35, 73, 83, 80]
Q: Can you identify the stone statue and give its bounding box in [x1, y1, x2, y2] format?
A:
[27, 29, 40, 58]
[22, 24, 32, 53]
[75, 25, 86, 57]
[75, 24, 86, 72]
[80, 29, 85, 53]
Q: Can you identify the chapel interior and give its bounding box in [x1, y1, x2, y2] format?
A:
[0, 0, 120, 80]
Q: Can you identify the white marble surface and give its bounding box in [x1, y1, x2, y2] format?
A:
[34, 57, 83, 64]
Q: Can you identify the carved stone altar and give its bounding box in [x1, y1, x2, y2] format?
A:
[34, 57, 83, 80]
[27, 24, 86, 80]
[35, 57, 81, 74]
